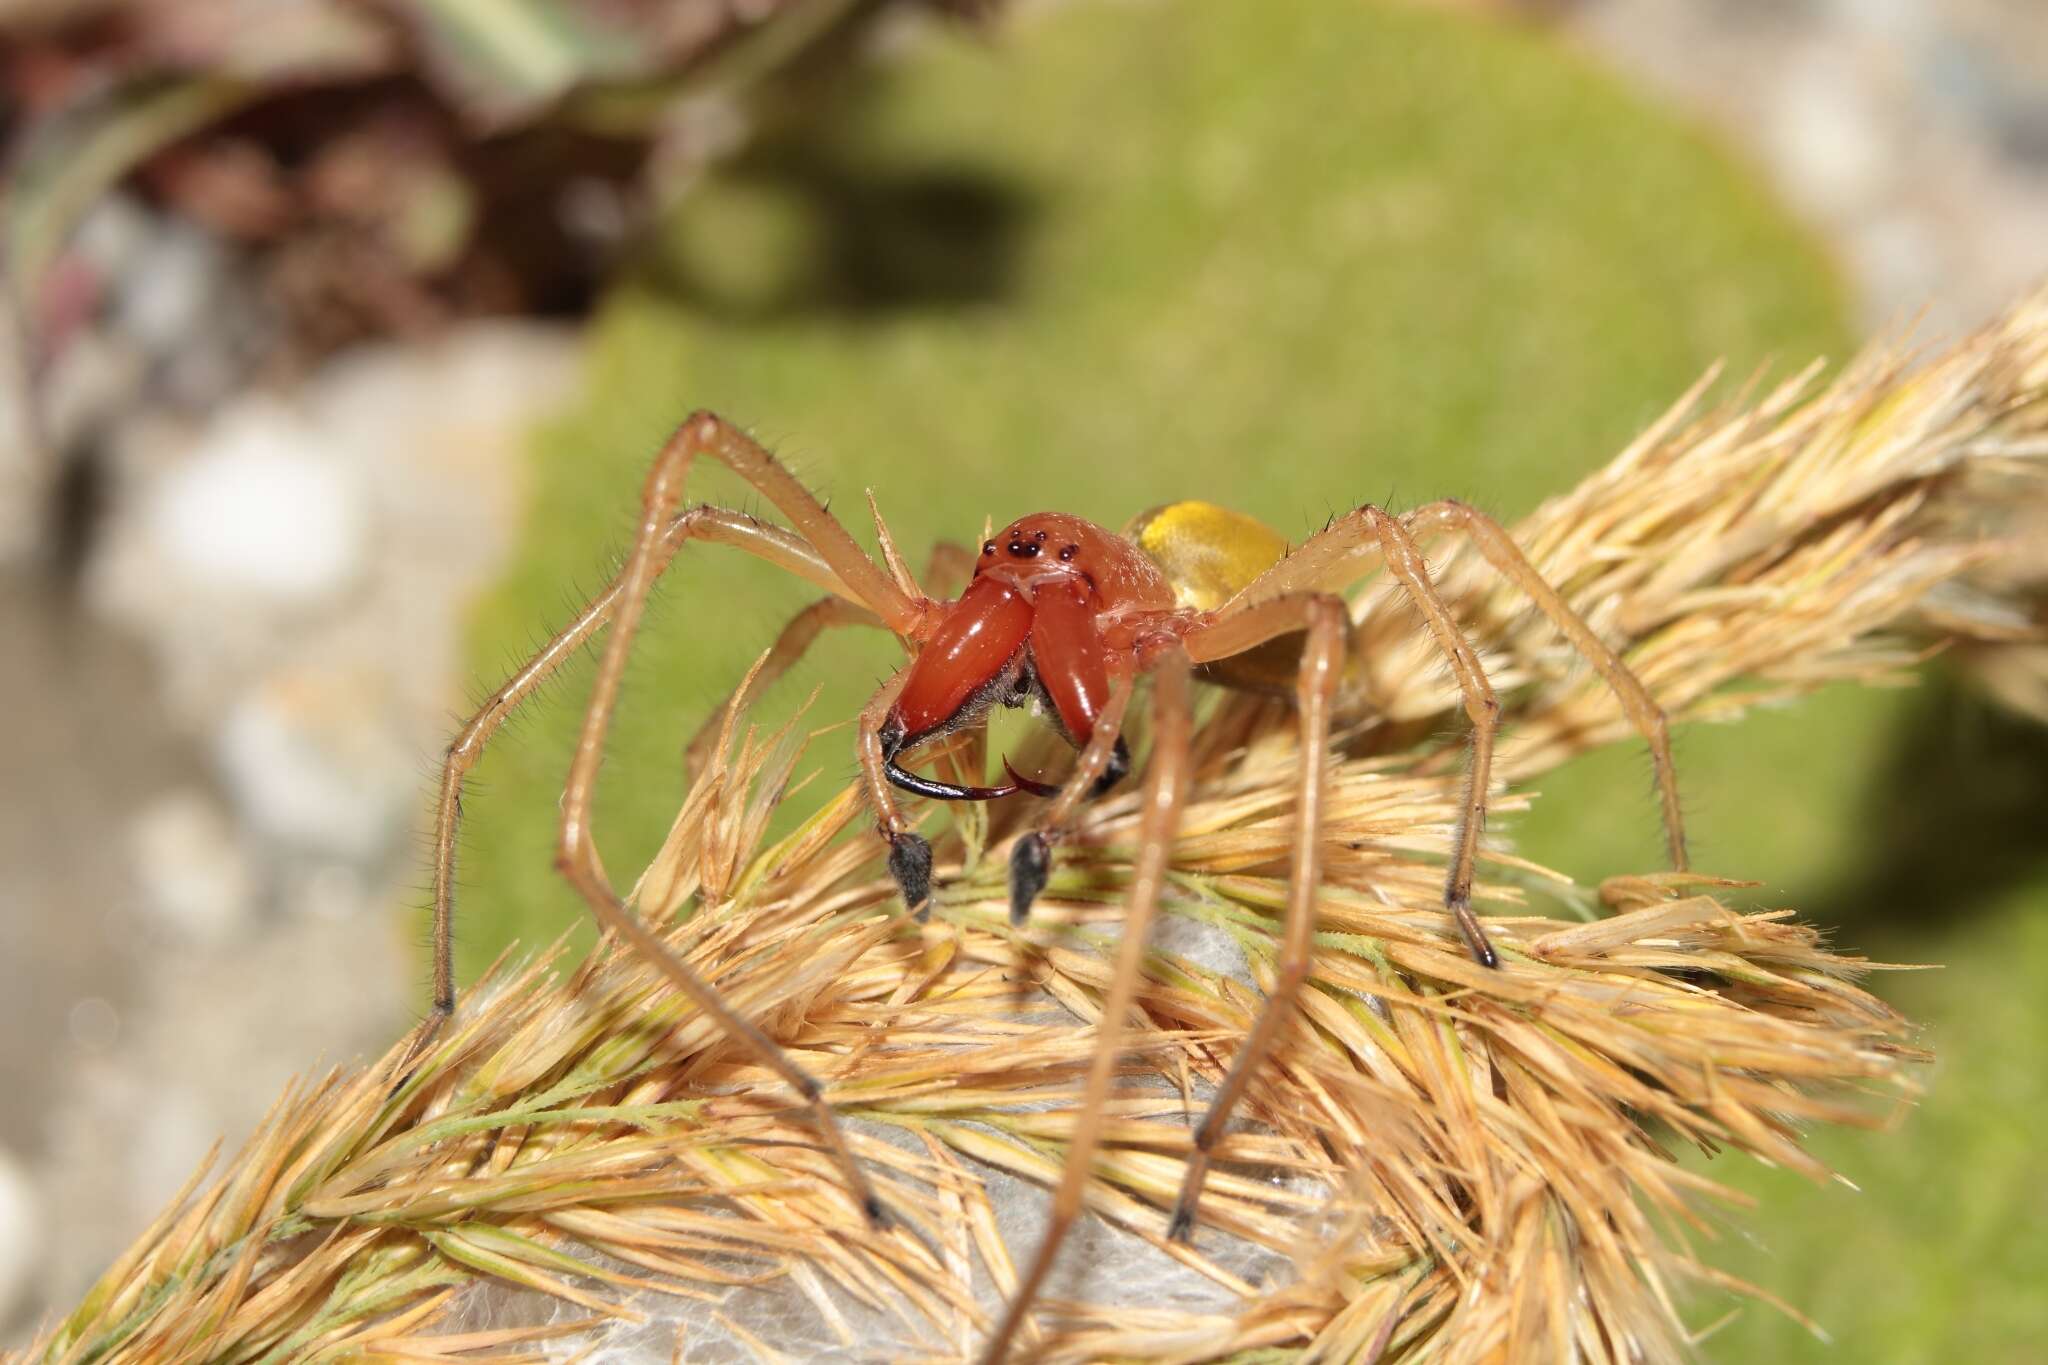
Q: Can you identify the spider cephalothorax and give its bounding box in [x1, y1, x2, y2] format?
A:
[416, 413, 1688, 1363]
[872, 512, 1182, 916]
[878, 513, 1169, 798]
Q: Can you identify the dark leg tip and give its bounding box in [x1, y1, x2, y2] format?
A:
[1009, 831, 1052, 925]
[1089, 736, 1132, 798]
[863, 1193, 892, 1230]
[1449, 894, 1501, 969]
[887, 832, 934, 918]
[1167, 1202, 1197, 1244]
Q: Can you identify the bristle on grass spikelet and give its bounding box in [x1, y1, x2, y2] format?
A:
[19, 287, 2048, 1363]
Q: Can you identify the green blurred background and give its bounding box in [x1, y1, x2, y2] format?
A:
[442, 2, 2047, 1358]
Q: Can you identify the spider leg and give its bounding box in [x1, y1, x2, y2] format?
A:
[1363, 506, 1505, 968]
[1402, 499, 1686, 869]
[684, 542, 977, 778]
[1168, 591, 1347, 1242]
[683, 596, 883, 778]
[414, 413, 917, 1228]
[416, 505, 878, 1066]
[1214, 494, 1686, 962]
[837, 539, 1018, 913]
[548, 414, 914, 1227]
[978, 653, 1194, 1364]
[852, 663, 1009, 914]
[1006, 675, 1136, 924]
[675, 533, 979, 913]
[857, 668, 934, 913]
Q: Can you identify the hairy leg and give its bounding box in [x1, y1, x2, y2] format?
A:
[683, 596, 883, 778]
[548, 414, 906, 1226]
[1169, 592, 1347, 1240]
[1222, 498, 1686, 881]
[1006, 674, 1136, 923]
[978, 654, 1194, 1363]
[684, 541, 976, 778]
[1402, 498, 1685, 868]
[1363, 506, 1505, 968]
[422, 505, 881, 1054]
[414, 414, 914, 1224]
[856, 669, 934, 913]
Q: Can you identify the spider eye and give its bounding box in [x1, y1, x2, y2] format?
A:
[1058, 544, 1078, 562]
[982, 542, 996, 556]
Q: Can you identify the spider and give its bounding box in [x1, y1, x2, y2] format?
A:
[419, 412, 1686, 1362]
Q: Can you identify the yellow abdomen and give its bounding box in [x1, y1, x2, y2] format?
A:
[1123, 500, 1291, 610]
[1124, 500, 1303, 696]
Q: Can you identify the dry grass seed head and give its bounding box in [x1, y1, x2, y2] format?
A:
[20, 286, 2048, 1364]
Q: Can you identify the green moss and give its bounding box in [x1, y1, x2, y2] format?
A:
[1694, 881, 2048, 1362]
[1679, 675, 2048, 1360]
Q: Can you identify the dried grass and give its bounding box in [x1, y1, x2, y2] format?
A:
[17, 287, 2048, 1364]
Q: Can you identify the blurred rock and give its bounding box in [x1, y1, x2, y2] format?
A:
[1, 193, 267, 572]
[0, 336, 36, 565]
[127, 788, 259, 943]
[216, 675, 408, 863]
[123, 1086, 214, 1236]
[37, 330, 146, 459]
[4, 324, 574, 1339]
[64, 998, 121, 1054]
[141, 401, 372, 606]
[111, 219, 233, 363]
[1568, 0, 2048, 331]
[70, 197, 156, 283]
[52, 197, 261, 441]
[0, 1148, 39, 1324]
[91, 324, 574, 850]
[23, 837, 421, 1331]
